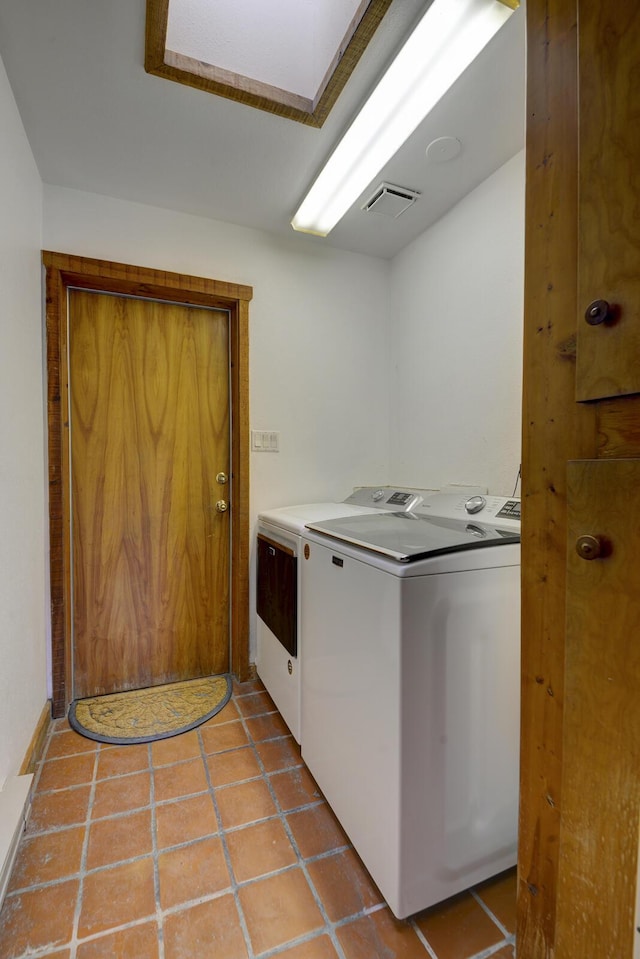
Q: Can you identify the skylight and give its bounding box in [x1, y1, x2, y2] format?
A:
[145, 0, 393, 127]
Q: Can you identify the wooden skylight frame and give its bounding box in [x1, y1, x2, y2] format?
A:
[145, 0, 393, 128]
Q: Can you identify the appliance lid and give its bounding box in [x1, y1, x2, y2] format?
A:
[304, 511, 520, 563]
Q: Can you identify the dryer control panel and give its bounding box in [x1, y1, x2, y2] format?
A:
[345, 487, 436, 512]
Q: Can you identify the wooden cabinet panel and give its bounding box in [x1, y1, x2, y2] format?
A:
[576, 6, 640, 401]
[556, 458, 640, 958]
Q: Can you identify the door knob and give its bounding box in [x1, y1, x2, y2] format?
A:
[215, 500, 228, 513]
[584, 299, 613, 326]
[216, 472, 228, 484]
[575, 534, 602, 560]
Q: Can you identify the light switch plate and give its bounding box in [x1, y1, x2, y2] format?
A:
[251, 430, 280, 452]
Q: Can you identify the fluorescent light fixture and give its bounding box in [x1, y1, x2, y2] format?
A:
[291, 0, 519, 237]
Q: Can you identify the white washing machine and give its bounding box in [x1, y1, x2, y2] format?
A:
[256, 487, 434, 743]
[301, 492, 521, 918]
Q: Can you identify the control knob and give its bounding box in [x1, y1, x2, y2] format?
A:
[465, 495, 486, 515]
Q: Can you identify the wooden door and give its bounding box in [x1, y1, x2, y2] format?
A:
[69, 289, 230, 698]
[520, 2, 640, 956]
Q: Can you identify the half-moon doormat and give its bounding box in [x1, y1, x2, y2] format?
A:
[68, 674, 232, 745]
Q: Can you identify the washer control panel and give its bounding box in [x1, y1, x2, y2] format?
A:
[495, 499, 521, 521]
[418, 493, 521, 529]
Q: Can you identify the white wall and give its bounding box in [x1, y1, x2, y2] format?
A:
[389, 151, 525, 496]
[0, 56, 47, 778]
[42, 186, 392, 657]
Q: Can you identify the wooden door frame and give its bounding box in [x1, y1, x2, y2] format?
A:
[520, 1, 640, 955]
[43, 251, 253, 718]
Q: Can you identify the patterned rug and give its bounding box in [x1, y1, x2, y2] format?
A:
[68, 675, 232, 744]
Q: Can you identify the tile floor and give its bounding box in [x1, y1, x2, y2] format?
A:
[0, 678, 517, 959]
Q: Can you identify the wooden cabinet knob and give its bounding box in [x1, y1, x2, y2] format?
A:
[584, 299, 612, 325]
[575, 534, 602, 560]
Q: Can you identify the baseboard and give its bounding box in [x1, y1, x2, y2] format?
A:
[19, 700, 52, 776]
[0, 775, 33, 908]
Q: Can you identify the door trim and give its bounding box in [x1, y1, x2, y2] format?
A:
[43, 251, 253, 717]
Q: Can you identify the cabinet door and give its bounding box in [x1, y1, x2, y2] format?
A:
[576, 5, 640, 401]
[555, 459, 640, 958]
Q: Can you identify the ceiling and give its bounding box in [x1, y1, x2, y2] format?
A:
[0, 0, 526, 260]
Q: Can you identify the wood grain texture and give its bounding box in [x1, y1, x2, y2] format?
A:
[144, 0, 393, 128]
[44, 253, 252, 715]
[519, 1, 597, 955]
[70, 291, 230, 697]
[19, 702, 52, 776]
[556, 459, 640, 958]
[576, 5, 640, 401]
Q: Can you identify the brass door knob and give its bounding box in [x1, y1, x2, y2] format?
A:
[575, 534, 602, 560]
[216, 472, 228, 484]
[215, 500, 228, 513]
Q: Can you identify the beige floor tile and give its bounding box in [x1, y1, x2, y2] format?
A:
[158, 836, 231, 909]
[78, 858, 156, 938]
[156, 792, 218, 849]
[226, 818, 298, 882]
[287, 802, 350, 859]
[307, 848, 383, 921]
[415, 890, 503, 959]
[337, 908, 429, 959]
[86, 808, 153, 869]
[206, 745, 262, 787]
[215, 778, 277, 829]
[76, 921, 161, 958]
[239, 867, 324, 954]
[91, 770, 151, 818]
[0, 879, 79, 957]
[153, 757, 209, 801]
[163, 894, 249, 959]
[7, 826, 85, 891]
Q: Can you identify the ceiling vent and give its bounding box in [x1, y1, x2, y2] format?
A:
[362, 183, 420, 218]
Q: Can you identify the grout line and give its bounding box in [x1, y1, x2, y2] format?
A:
[467, 936, 516, 959]
[409, 920, 440, 959]
[149, 741, 165, 959]
[67, 742, 101, 959]
[471, 886, 512, 939]
[236, 709, 351, 959]
[197, 721, 256, 959]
